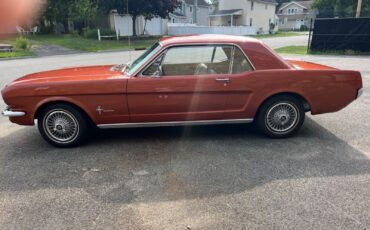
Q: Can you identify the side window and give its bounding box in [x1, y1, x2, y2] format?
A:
[141, 45, 252, 77]
[211, 46, 232, 74]
[142, 54, 165, 77]
[161, 46, 214, 76]
[145, 45, 232, 76]
[232, 47, 253, 74]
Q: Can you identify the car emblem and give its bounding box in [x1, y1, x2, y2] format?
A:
[96, 106, 114, 115]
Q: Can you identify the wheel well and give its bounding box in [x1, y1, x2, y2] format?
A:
[257, 93, 311, 115]
[34, 101, 94, 124]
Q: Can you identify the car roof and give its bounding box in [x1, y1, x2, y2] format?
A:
[159, 34, 262, 46]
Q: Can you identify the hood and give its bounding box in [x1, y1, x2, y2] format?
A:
[9, 65, 126, 85]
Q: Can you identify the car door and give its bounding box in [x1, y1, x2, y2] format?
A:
[127, 45, 235, 122]
[222, 46, 256, 119]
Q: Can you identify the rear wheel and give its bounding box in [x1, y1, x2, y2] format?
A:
[38, 104, 88, 147]
[256, 95, 305, 138]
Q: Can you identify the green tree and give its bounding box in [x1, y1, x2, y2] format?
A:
[313, 0, 369, 17]
[69, 0, 98, 28]
[41, 0, 98, 32]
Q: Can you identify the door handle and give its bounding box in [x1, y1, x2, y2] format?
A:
[215, 78, 231, 83]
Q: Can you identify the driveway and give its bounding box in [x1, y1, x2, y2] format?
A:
[0, 51, 369, 229]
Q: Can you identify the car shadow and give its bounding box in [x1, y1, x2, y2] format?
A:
[0, 117, 369, 204]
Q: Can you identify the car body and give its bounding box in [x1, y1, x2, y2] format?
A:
[1, 35, 363, 147]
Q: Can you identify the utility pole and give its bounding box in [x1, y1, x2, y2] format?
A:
[356, 0, 362, 18]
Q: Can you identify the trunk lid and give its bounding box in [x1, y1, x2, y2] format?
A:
[286, 60, 338, 70]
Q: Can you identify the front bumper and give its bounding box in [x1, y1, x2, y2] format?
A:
[2, 107, 26, 117]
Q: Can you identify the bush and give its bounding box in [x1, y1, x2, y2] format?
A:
[15, 37, 28, 50]
[82, 28, 116, 39]
[39, 25, 54, 34]
[82, 27, 97, 39]
[69, 30, 80, 37]
[344, 49, 356, 55]
[300, 25, 308, 31]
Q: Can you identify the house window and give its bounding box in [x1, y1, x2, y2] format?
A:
[250, 18, 253, 26]
[251, 1, 254, 11]
[190, 6, 193, 13]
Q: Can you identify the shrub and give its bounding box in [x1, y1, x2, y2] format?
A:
[300, 25, 308, 31]
[345, 49, 356, 55]
[39, 25, 54, 34]
[15, 37, 28, 50]
[69, 30, 80, 37]
[82, 28, 116, 39]
[82, 27, 97, 39]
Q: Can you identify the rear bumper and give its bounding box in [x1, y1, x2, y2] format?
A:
[1, 107, 26, 117]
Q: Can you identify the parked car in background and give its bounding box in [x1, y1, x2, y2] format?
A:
[1, 35, 363, 147]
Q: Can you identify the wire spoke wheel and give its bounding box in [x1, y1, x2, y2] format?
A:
[265, 102, 299, 134]
[43, 110, 80, 144]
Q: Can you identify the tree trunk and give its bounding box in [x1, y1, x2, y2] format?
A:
[63, 20, 70, 33]
[132, 15, 137, 37]
[356, 0, 363, 17]
[143, 19, 147, 35]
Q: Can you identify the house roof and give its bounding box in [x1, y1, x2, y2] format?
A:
[184, 0, 210, 7]
[210, 9, 243, 16]
[279, 1, 313, 11]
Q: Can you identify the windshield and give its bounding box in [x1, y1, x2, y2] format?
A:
[126, 42, 161, 75]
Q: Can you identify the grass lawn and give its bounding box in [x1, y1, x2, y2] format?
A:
[30, 35, 159, 52]
[253, 31, 305, 39]
[275, 45, 370, 56]
[0, 50, 35, 58]
[275, 45, 308, 55]
[0, 38, 36, 59]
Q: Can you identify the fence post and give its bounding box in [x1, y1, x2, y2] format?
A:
[307, 19, 313, 53]
[98, 29, 101, 41]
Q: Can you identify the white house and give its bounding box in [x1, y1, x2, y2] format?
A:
[277, 1, 316, 30]
[210, 0, 278, 34]
[169, 0, 213, 26]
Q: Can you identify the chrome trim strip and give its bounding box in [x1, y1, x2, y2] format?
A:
[98, 118, 254, 129]
[357, 88, 363, 99]
[2, 109, 26, 117]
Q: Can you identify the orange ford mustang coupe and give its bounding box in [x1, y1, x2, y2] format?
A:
[1, 35, 363, 147]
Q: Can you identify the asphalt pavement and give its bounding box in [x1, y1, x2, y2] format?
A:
[0, 44, 369, 229]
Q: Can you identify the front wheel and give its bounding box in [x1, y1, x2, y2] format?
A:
[256, 95, 305, 138]
[38, 104, 88, 147]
